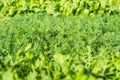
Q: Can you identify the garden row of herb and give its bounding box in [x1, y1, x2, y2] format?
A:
[0, 13, 120, 80]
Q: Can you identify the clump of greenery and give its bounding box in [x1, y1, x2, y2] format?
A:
[0, 0, 120, 18]
[0, 13, 120, 80]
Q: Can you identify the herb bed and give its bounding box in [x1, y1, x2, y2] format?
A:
[0, 13, 120, 80]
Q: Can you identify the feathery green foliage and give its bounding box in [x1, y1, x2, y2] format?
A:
[0, 13, 120, 80]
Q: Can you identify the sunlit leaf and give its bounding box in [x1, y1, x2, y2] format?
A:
[25, 43, 32, 51]
[2, 70, 13, 80]
[26, 71, 37, 80]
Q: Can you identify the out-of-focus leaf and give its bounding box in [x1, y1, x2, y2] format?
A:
[25, 43, 32, 51]
[2, 70, 13, 80]
[26, 71, 37, 80]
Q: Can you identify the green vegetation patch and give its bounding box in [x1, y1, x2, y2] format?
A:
[0, 0, 120, 18]
[0, 13, 120, 80]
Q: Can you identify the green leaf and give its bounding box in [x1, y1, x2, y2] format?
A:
[25, 43, 32, 51]
[2, 70, 13, 80]
[26, 71, 37, 80]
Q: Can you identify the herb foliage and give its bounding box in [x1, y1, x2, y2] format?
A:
[0, 13, 120, 79]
